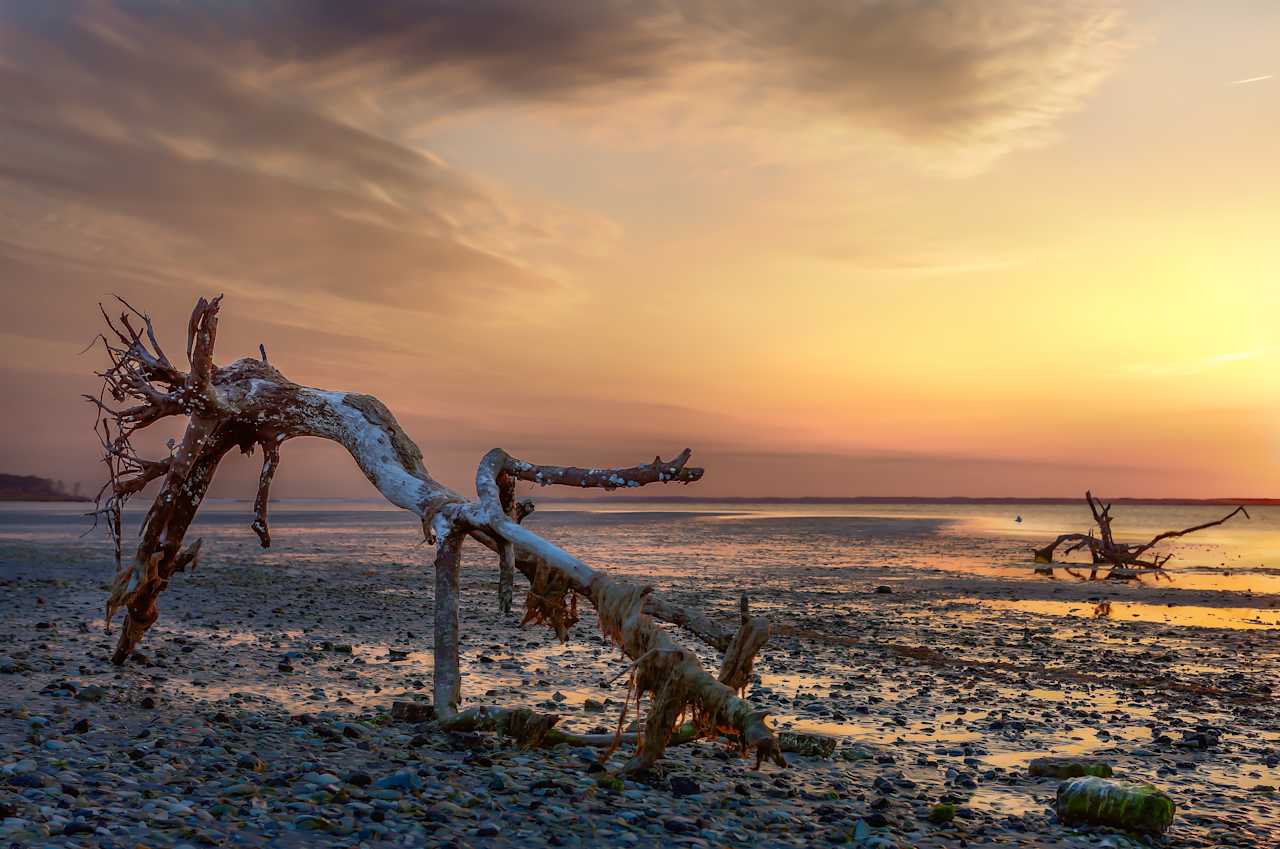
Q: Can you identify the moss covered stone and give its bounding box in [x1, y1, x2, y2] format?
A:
[1030, 756, 1114, 779]
[928, 803, 956, 824]
[1056, 776, 1175, 835]
[595, 774, 624, 793]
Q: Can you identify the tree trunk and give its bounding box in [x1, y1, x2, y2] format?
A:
[87, 295, 783, 773]
[432, 521, 465, 718]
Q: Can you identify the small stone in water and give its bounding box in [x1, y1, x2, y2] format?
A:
[669, 775, 701, 796]
[375, 769, 422, 791]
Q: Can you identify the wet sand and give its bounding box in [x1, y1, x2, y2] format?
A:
[1, 505, 1277, 847]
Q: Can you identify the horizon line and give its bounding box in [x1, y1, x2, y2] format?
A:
[185, 493, 1280, 507]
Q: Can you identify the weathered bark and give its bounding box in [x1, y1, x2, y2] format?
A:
[504, 448, 702, 489]
[496, 471, 518, 615]
[432, 519, 465, 719]
[718, 593, 770, 693]
[88, 295, 782, 772]
[1033, 491, 1248, 578]
[250, 439, 280, 547]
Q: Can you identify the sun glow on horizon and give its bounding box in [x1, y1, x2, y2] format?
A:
[0, 2, 1277, 499]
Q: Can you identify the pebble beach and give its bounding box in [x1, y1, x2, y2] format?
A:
[1, 501, 1277, 847]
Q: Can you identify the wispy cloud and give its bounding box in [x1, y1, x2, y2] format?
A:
[0, 1, 1135, 323]
[1229, 74, 1273, 85]
[0, 1, 1166, 497]
[3, 2, 1133, 172]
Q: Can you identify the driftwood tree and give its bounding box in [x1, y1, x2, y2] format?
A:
[88, 295, 783, 774]
[1033, 491, 1248, 579]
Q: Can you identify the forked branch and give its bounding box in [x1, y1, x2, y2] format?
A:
[251, 440, 281, 547]
[505, 448, 702, 490]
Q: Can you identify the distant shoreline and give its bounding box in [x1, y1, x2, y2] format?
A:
[0, 473, 91, 503]
[530, 495, 1280, 506]
[0, 494, 91, 503]
[4, 494, 1268, 507]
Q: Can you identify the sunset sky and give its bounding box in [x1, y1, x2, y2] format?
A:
[1, 1, 1277, 499]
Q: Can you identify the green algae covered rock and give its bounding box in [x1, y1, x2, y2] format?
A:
[1030, 756, 1114, 779]
[927, 803, 956, 824]
[1056, 776, 1174, 835]
[595, 774, 624, 793]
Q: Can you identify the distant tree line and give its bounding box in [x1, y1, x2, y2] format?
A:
[0, 474, 89, 502]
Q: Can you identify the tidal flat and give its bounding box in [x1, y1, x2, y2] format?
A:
[1, 501, 1277, 847]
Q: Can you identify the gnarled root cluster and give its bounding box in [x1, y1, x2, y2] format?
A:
[87, 295, 784, 774]
[1033, 491, 1248, 580]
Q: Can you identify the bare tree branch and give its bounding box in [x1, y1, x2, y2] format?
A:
[1130, 506, 1250, 558]
[504, 448, 702, 490]
[251, 439, 280, 547]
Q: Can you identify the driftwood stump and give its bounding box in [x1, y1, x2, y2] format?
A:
[1033, 491, 1248, 580]
[87, 295, 784, 774]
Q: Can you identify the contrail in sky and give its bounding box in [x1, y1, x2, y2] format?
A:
[1230, 74, 1273, 85]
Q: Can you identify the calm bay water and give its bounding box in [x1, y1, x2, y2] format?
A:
[3, 498, 1278, 597]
